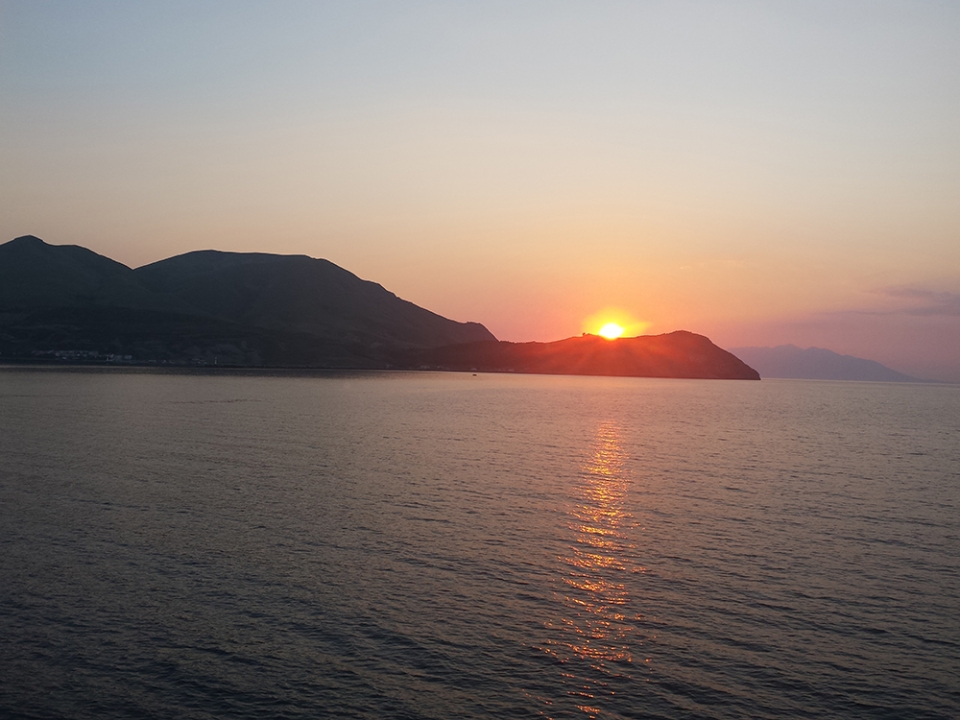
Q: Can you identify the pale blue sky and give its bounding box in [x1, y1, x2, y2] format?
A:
[2, 1, 959, 378]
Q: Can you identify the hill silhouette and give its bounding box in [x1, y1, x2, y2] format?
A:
[0, 235, 175, 311]
[729, 345, 920, 382]
[1, 235, 760, 378]
[417, 332, 760, 380]
[0, 235, 493, 366]
[135, 250, 492, 350]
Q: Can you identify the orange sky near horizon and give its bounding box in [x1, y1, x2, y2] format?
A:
[2, 2, 959, 380]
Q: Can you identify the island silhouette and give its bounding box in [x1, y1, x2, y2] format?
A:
[1, 235, 758, 379]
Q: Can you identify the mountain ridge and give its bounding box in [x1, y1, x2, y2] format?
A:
[416, 331, 760, 380]
[1, 235, 759, 379]
[0, 235, 494, 366]
[728, 344, 922, 382]
[134, 248, 495, 349]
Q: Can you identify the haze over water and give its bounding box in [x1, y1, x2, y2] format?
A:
[2, 368, 958, 718]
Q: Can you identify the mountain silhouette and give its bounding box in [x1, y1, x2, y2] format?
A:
[0, 235, 493, 366]
[728, 345, 919, 382]
[417, 332, 760, 379]
[1, 235, 760, 378]
[0, 235, 175, 311]
[135, 249, 492, 350]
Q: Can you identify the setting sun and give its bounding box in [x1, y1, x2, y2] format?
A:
[583, 308, 650, 340]
[598, 322, 625, 340]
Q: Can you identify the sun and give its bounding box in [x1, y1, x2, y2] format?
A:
[598, 322, 625, 340]
[583, 307, 650, 339]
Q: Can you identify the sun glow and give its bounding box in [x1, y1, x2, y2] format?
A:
[583, 307, 650, 340]
[598, 322, 624, 340]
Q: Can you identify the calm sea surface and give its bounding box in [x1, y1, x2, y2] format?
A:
[1, 367, 958, 719]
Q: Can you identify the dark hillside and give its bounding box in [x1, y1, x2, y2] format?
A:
[135, 250, 495, 349]
[417, 331, 760, 379]
[0, 236, 494, 366]
[0, 235, 176, 312]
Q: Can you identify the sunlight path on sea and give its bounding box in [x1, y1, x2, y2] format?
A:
[538, 421, 650, 718]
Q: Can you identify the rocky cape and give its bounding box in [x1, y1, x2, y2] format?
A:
[1, 235, 759, 379]
[414, 332, 760, 380]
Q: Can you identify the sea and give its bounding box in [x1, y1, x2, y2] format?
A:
[1, 367, 958, 719]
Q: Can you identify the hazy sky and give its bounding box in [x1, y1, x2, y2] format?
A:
[2, 1, 959, 379]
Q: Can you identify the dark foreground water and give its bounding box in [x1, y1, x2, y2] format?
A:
[1, 367, 958, 719]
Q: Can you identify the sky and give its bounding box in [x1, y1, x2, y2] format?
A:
[2, 1, 959, 380]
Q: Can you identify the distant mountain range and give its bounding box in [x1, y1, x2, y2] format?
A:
[729, 345, 921, 382]
[0, 235, 758, 379]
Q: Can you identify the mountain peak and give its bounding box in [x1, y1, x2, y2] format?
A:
[8, 235, 46, 246]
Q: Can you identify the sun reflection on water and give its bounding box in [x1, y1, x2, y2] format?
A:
[537, 421, 647, 718]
